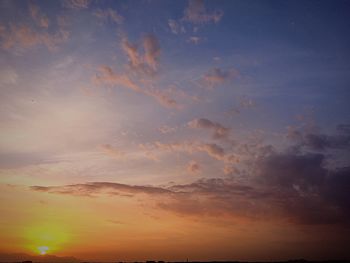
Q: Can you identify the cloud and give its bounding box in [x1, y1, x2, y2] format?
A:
[182, 0, 223, 25]
[121, 34, 161, 76]
[143, 34, 161, 71]
[99, 144, 125, 160]
[202, 67, 238, 88]
[94, 65, 179, 108]
[197, 143, 225, 160]
[286, 125, 350, 151]
[29, 3, 49, 28]
[29, 148, 350, 225]
[158, 125, 177, 134]
[63, 0, 90, 9]
[94, 8, 124, 24]
[187, 36, 202, 44]
[254, 151, 350, 225]
[31, 182, 172, 196]
[0, 23, 69, 51]
[187, 160, 201, 175]
[168, 19, 185, 34]
[144, 87, 179, 108]
[0, 68, 18, 85]
[188, 118, 230, 139]
[94, 65, 141, 92]
[168, 0, 223, 35]
[141, 141, 238, 164]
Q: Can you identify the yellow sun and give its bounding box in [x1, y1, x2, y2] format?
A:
[38, 246, 49, 255]
[25, 224, 70, 255]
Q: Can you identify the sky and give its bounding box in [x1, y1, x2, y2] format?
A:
[0, 0, 350, 261]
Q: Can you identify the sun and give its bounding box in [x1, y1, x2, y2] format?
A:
[38, 246, 49, 255]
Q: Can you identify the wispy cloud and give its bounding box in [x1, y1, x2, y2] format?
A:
[0, 24, 69, 51]
[63, 0, 90, 9]
[94, 65, 179, 109]
[99, 144, 125, 160]
[121, 34, 160, 76]
[168, 0, 223, 36]
[94, 8, 124, 24]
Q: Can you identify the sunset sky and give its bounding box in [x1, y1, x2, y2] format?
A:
[0, 0, 350, 261]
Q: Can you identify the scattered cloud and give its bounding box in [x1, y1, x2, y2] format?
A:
[29, 3, 49, 28]
[30, 150, 350, 225]
[0, 24, 69, 51]
[188, 118, 230, 139]
[187, 36, 202, 44]
[143, 34, 161, 71]
[168, 19, 185, 34]
[121, 34, 161, 76]
[286, 124, 350, 151]
[63, 0, 90, 9]
[168, 0, 223, 35]
[158, 125, 178, 134]
[187, 160, 201, 175]
[141, 141, 237, 164]
[182, 0, 224, 25]
[31, 181, 171, 197]
[94, 65, 141, 92]
[94, 65, 179, 108]
[94, 8, 124, 24]
[99, 144, 125, 160]
[0, 68, 18, 85]
[202, 67, 238, 88]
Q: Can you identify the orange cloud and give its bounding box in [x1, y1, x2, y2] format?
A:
[94, 65, 179, 109]
[121, 34, 161, 76]
[99, 144, 125, 160]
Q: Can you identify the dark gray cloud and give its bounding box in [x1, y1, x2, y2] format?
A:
[287, 124, 350, 151]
